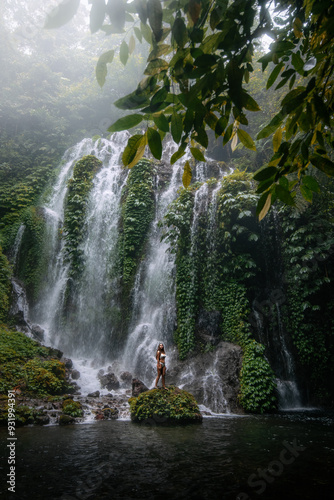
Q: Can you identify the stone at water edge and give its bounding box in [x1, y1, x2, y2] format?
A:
[131, 378, 149, 397]
[129, 386, 203, 425]
[98, 372, 120, 390]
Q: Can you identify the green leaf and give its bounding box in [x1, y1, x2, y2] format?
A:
[114, 91, 150, 110]
[223, 123, 233, 145]
[302, 175, 320, 193]
[108, 114, 143, 133]
[120, 41, 129, 66]
[241, 93, 261, 112]
[45, 0, 80, 29]
[253, 166, 278, 182]
[144, 58, 169, 75]
[275, 184, 294, 205]
[147, 0, 163, 41]
[267, 62, 284, 89]
[279, 176, 289, 189]
[196, 127, 209, 148]
[182, 161, 192, 188]
[171, 111, 183, 143]
[141, 21, 152, 43]
[257, 112, 285, 140]
[171, 146, 186, 164]
[90, 0, 105, 33]
[147, 127, 162, 159]
[134, 26, 143, 42]
[172, 17, 187, 48]
[300, 185, 313, 202]
[237, 129, 256, 151]
[190, 147, 205, 162]
[153, 113, 169, 132]
[122, 134, 147, 168]
[106, 0, 126, 31]
[96, 50, 115, 87]
[310, 155, 334, 176]
[291, 52, 304, 74]
[215, 116, 228, 136]
[135, 0, 148, 24]
[148, 44, 171, 61]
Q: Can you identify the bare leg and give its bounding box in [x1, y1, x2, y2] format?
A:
[155, 366, 162, 388]
[162, 367, 166, 388]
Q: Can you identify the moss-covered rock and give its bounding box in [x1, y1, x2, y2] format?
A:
[59, 414, 76, 425]
[129, 386, 202, 425]
[0, 325, 73, 397]
[62, 398, 83, 417]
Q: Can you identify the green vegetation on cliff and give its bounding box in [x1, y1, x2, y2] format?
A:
[63, 155, 102, 276]
[118, 159, 155, 286]
[0, 247, 11, 322]
[129, 386, 202, 424]
[0, 325, 71, 397]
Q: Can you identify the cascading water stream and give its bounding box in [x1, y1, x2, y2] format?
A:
[10, 134, 286, 414]
[120, 160, 183, 386]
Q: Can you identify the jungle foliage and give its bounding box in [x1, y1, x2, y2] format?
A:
[0, 325, 71, 396]
[47, 0, 334, 218]
[63, 155, 102, 276]
[129, 385, 202, 423]
[161, 169, 334, 409]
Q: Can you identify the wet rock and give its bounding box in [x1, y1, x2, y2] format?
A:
[30, 324, 45, 342]
[120, 371, 132, 383]
[35, 415, 50, 425]
[71, 369, 80, 380]
[98, 369, 104, 376]
[95, 411, 105, 420]
[9, 278, 30, 327]
[167, 341, 243, 414]
[99, 372, 120, 391]
[102, 405, 119, 419]
[88, 391, 100, 398]
[59, 414, 75, 425]
[132, 378, 149, 397]
[62, 358, 73, 369]
[47, 347, 63, 359]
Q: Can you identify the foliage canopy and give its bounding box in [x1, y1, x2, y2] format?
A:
[46, 0, 334, 217]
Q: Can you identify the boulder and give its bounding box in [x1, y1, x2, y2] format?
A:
[71, 369, 80, 380]
[102, 405, 119, 419]
[59, 414, 75, 425]
[87, 391, 100, 398]
[132, 378, 149, 397]
[120, 371, 132, 383]
[129, 386, 202, 425]
[62, 357, 73, 369]
[35, 415, 50, 426]
[167, 341, 243, 414]
[99, 372, 120, 391]
[30, 324, 45, 342]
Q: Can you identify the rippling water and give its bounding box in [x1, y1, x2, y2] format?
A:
[1, 411, 333, 499]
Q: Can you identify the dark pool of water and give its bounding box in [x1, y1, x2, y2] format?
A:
[1, 411, 333, 500]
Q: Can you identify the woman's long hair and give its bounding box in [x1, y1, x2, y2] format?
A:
[156, 343, 165, 356]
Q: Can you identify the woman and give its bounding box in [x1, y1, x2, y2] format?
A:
[155, 342, 167, 389]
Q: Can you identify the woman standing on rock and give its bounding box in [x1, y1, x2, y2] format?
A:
[155, 343, 167, 389]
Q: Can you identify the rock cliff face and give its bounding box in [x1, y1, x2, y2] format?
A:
[167, 342, 243, 414]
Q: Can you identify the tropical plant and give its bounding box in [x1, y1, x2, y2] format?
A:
[45, 0, 334, 218]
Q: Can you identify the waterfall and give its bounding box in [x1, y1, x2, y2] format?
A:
[120, 161, 183, 386]
[10, 133, 295, 414]
[274, 303, 302, 409]
[10, 223, 25, 270]
[252, 304, 302, 409]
